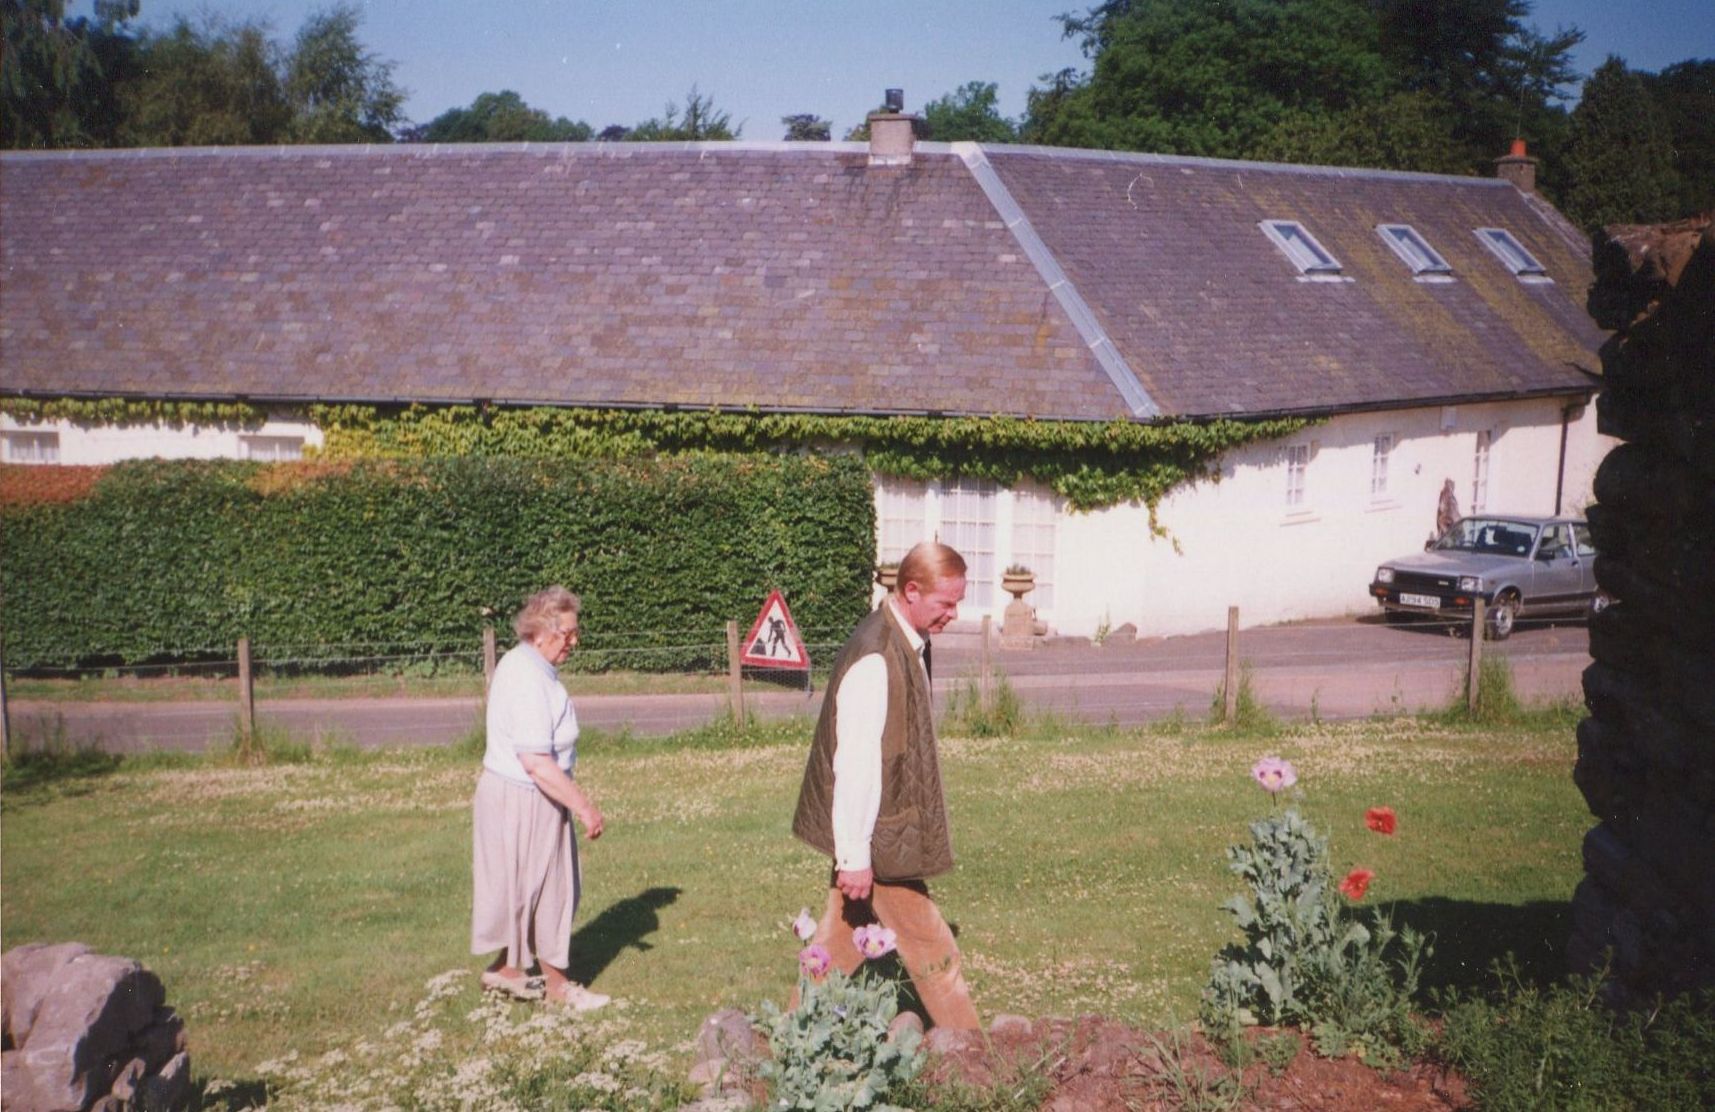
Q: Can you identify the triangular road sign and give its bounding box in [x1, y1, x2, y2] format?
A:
[741, 589, 810, 670]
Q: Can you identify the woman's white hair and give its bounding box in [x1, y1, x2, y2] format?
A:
[513, 585, 582, 642]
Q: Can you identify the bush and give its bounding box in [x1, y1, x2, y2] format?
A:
[1436, 961, 1715, 1110]
[757, 967, 924, 1110]
[0, 455, 875, 672]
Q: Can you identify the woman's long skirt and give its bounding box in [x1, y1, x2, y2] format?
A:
[470, 770, 581, 970]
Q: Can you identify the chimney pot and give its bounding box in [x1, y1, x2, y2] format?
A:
[884, 88, 904, 113]
[1495, 139, 1538, 194]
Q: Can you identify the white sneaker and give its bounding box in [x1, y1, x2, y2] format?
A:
[548, 982, 610, 1012]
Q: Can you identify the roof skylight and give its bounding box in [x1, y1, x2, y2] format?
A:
[1260, 220, 1344, 278]
[1377, 224, 1451, 276]
[1474, 227, 1549, 279]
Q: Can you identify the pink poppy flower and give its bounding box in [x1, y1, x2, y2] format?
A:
[798, 944, 832, 981]
[852, 924, 898, 960]
[1251, 756, 1297, 794]
[792, 907, 817, 941]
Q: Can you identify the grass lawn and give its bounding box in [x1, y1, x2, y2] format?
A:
[1, 710, 1589, 1106]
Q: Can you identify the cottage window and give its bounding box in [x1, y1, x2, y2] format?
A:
[1474, 228, 1548, 279]
[878, 479, 929, 564]
[1472, 430, 1492, 511]
[1370, 434, 1393, 497]
[241, 435, 304, 462]
[1260, 220, 1344, 277]
[1009, 484, 1059, 609]
[1285, 445, 1311, 507]
[1376, 225, 1451, 276]
[940, 476, 998, 610]
[2, 431, 60, 463]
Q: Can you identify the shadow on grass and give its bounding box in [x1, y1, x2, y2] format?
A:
[194, 1077, 270, 1111]
[1381, 896, 1572, 998]
[567, 885, 682, 986]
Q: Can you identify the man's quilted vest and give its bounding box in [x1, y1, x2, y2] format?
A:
[792, 603, 954, 882]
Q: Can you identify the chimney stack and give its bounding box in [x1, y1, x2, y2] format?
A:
[868, 88, 917, 166]
[1495, 137, 1538, 194]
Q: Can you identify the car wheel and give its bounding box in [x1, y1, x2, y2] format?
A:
[1486, 592, 1519, 641]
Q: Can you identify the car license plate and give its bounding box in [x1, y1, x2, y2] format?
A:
[1399, 592, 1440, 608]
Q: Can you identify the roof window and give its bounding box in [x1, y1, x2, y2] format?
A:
[1377, 224, 1451, 277]
[1474, 227, 1549, 279]
[1260, 220, 1346, 279]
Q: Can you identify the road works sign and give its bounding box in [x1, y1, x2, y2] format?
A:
[740, 590, 810, 670]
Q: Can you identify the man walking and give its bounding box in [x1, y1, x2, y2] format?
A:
[791, 541, 980, 1030]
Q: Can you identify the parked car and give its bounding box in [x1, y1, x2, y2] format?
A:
[1368, 514, 1597, 639]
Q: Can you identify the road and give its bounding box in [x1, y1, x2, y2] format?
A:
[7, 616, 1591, 754]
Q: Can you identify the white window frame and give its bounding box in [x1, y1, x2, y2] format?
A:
[1377, 224, 1452, 278]
[1370, 433, 1393, 499]
[240, 434, 304, 462]
[1474, 227, 1550, 281]
[2, 430, 61, 463]
[871, 475, 1061, 619]
[1472, 430, 1492, 512]
[1285, 444, 1311, 509]
[1259, 220, 1348, 280]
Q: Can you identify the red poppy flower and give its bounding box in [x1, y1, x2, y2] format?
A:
[1338, 868, 1374, 901]
[1365, 807, 1397, 835]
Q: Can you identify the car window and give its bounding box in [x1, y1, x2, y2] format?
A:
[1538, 524, 1572, 559]
[1574, 524, 1596, 557]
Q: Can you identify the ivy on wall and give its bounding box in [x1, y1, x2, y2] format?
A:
[2, 397, 268, 427]
[308, 404, 1312, 512]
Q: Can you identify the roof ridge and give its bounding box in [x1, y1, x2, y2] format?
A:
[953, 142, 1161, 420]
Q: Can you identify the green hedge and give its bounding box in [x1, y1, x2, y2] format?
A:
[0, 455, 876, 672]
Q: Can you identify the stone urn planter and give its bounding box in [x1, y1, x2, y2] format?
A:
[875, 564, 899, 591]
[1000, 567, 1042, 649]
[1001, 569, 1036, 600]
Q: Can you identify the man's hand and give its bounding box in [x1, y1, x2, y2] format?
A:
[836, 867, 873, 901]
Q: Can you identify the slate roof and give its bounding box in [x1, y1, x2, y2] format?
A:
[0, 141, 1604, 422]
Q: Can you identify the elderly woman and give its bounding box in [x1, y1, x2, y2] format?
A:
[472, 586, 608, 1010]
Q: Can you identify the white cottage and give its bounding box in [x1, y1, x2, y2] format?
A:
[0, 124, 1608, 636]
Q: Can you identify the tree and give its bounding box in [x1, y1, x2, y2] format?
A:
[283, 3, 403, 143]
[781, 113, 830, 141]
[2, 0, 139, 148]
[627, 86, 737, 141]
[1641, 59, 1715, 219]
[920, 81, 1017, 142]
[1563, 56, 1678, 230]
[1253, 91, 1466, 174]
[1022, 0, 1396, 158]
[415, 90, 590, 143]
[119, 14, 290, 146]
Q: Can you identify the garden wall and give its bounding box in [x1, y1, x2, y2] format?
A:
[0, 454, 876, 672]
[1572, 215, 1715, 1005]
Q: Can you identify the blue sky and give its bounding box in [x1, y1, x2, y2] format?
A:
[81, 0, 1715, 138]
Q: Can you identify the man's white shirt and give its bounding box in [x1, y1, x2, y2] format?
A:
[830, 598, 927, 872]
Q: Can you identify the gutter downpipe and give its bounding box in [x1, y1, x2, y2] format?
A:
[1554, 400, 1577, 515]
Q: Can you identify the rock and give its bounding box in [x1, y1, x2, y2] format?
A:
[676, 1095, 753, 1112]
[925, 1026, 981, 1056]
[1107, 622, 1138, 644]
[139, 1050, 190, 1112]
[2, 942, 93, 1048]
[109, 1056, 146, 1101]
[887, 1011, 924, 1044]
[1, 945, 185, 1112]
[694, 1008, 763, 1069]
[687, 1056, 727, 1088]
[988, 1013, 1032, 1038]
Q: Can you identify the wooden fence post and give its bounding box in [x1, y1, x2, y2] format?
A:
[726, 620, 746, 728]
[1467, 598, 1485, 714]
[237, 636, 255, 741]
[482, 626, 497, 691]
[1224, 606, 1240, 724]
[980, 615, 994, 709]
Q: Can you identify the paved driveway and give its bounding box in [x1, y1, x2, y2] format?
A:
[8, 617, 1589, 753]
